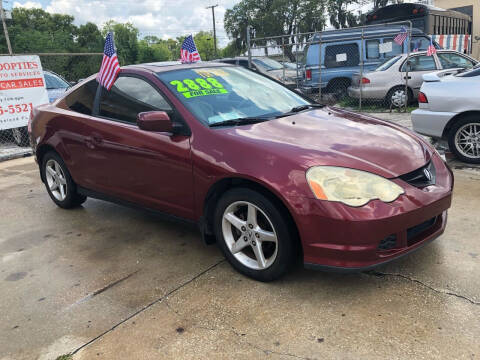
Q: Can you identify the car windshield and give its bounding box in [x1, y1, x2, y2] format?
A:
[157, 66, 310, 126]
[375, 56, 401, 71]
[44, 72, 70, 89]
[252, 58, 284, 71]
[456, 65, 480, 78]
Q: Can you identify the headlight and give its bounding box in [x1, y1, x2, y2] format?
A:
[306, 166, 404, 207]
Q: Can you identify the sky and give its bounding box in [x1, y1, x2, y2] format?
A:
[10, 0, 240, 47]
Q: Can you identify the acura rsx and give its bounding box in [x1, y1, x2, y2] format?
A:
[29, 62, 453, 281]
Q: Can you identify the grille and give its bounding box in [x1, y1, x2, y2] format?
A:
[407, 217, 437, 246]
[399, 161, 436, 188]
[378, 234, 397, 251]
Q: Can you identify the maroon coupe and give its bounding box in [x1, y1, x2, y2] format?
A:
[29, 62, 453, 281]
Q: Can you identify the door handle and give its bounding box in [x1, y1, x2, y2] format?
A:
[404, 76, 412, 80]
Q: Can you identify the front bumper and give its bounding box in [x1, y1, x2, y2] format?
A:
[411, 108, 456, 138]
[287, 155, 453, 271]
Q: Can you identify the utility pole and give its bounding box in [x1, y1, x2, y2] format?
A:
[206, 4, 218, 57]
[0, 0, 11, 55]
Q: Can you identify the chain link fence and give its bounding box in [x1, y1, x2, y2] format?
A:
[0, 53, 102, 161]
[247, 22, 419, 112]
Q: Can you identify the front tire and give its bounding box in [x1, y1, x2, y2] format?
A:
[214, 188, 295, 282]
[42, 151, 87, 209]
[447, 115, 480, 164]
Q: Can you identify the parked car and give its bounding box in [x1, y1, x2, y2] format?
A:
[348, 50, 478, 107]
[279, 61, 299, 70]
[412, 66, 480, 163]
[301, 26, 440, 96]
[10, 70, 71, 147]
[217, 56, 299, 87]
[30, 61, 453, 281]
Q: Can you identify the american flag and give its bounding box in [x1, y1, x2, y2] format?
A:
[97, 32, 121, 90]
[427, 37, 437, 56]
[181, 35, 201, 63]
[394, 26, 408, 45]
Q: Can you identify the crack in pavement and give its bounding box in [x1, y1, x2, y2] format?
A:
[364, 271, 480, 305]
[164, 298, 315, 360]
[70, 259, 226, 355]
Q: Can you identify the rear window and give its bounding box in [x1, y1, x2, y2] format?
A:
[375, 56, 401, 71]
[65, 79, 98, 115]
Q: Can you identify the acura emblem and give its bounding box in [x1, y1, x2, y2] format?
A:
[423, 168, 432, 181]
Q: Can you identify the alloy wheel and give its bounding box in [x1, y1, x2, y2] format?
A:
[45, 159, 68, 201]
[455, 123, 480, 159]
[222, 201, 278, 270]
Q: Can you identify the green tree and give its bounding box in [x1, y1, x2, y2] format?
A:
[224, 0, 328, 61]
[102, 21, 139, 65]
[193, 31, 217, 61]
[137, 39, 171, 63]
[327, 0, 360, 29]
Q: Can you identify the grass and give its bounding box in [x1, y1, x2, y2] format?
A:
[55, 354, 73, 360]
[336, 97, 417, 113]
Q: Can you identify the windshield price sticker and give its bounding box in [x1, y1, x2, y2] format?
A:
[170, 77, 228, 98]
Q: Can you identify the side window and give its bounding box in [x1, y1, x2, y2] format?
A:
[366, 40, 380, 59]
[382, 38, 402, 58]
[324, 43, 359, 68]
[410, 37, 430, 51]
[401, 56, 437, 72]
[99, 76, 172, 124]
[65, 79, 98, 115]
[437, 53, 475, 69]
[238, 60, 249, 68]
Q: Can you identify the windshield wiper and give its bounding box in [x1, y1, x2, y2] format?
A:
[289, 104, 324, 113]
[272, 104, 324, 119]
[209, 116, 272, 127]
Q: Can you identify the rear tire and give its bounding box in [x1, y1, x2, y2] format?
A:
[41, 151, 87, 209]
[386, 86, 411, 108]
[447, 115, 480, 164]
[11, 126, 29, 147]
[214, 188, 295, 282]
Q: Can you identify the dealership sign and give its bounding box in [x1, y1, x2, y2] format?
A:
[0, 55, 49, 131]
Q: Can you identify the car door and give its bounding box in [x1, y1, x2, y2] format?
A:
[400, 54, 439, 96]
[81, 74, 195, 219]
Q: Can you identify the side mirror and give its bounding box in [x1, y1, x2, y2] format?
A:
[137, 111, 173, 133]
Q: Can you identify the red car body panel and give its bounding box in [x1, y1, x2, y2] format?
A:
[30, 63, 454, 271]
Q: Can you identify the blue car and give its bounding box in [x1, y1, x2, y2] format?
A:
[301, 26, 439, 96]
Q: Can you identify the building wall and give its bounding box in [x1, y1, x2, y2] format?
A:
[435, 0, 480, 59]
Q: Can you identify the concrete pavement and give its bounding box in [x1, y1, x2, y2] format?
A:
[0, 157, 479, 360]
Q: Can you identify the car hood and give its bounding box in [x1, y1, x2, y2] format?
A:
[220, 107, 431, 178]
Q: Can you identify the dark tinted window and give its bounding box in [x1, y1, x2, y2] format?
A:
[65, 79, 98, 115]
[456, 66, 480, 77]
[99, 76, 171, 123]
[238, 60, 249, 67]
[324, 43, 359, 68]
[44, 72, 69, 89]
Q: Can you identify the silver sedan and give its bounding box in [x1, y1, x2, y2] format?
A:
[412, 66, 480, 163]
[348, 50, 478, 107]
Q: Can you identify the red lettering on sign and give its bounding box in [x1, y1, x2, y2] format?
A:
[0, 78, 44, 90]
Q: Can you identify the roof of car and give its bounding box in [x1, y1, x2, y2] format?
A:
[124, 61, 234, 73]
[310, 25, 425, 42]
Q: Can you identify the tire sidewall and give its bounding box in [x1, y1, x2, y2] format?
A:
[387, 86, 409, 108]
[214, 188, 295, 282]
[42, 151, 83, 208]
[448, 116, 480, 164]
